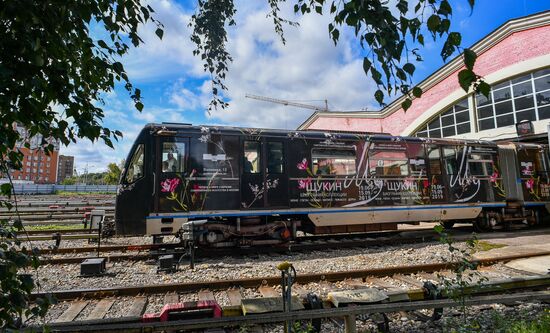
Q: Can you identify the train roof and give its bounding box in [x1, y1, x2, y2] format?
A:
[145, 122, 503, 146]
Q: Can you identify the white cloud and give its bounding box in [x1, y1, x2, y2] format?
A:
[122, 0, 204, 82]
[167, 1, 377, 129]
[64, 0, 383, 173]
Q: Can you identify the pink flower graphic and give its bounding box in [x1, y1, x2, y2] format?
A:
[297, 158, 308, 170]
[161, 178, 181, 193]
[490, 171, 499, 183]
[298, 178, 312, 189]
[526, 178, 535, 190]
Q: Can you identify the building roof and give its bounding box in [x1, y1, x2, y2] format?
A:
[298, 10, 550, 130]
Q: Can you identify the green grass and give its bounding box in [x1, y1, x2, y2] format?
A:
[475, 240, 507, 252]
[54, 190, 115, 196]
[25, 224, 85, 231]
[498, 310, 550, 333]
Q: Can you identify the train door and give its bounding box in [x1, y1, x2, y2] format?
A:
[241, 140, 265, 209]
[265, 140, 288, 208]
[156, 136, 189, 213]
[241, 139, 289, 209]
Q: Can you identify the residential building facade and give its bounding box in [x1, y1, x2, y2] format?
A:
[57, 155, 75, 184]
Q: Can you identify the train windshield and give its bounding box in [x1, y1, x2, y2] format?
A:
[125, 144, 144, 183]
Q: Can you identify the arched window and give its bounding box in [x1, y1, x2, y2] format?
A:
[413, 67, 550, 138]
[414, 97, 470, 138]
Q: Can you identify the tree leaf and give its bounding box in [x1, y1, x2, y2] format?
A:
[427, 15, 441, 34]
[478, 80, 491, 97]
[401, 98, 412, 111]
[135, 101, 144, 111]
[1, 183, 12, 196]
[155, 28, 164, 40]
[403, 63, 415, 76]
[362, 57, 372, 75]
[412, 86, 422, 98]
[458, 69, 476, 92]
[463, 48, 477, 70]
[374, 89, 384, 105]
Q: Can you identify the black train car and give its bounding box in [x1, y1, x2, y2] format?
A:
[115, 123, 550, 247]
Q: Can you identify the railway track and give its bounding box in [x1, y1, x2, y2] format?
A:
[34, 226, 550, 265]
[1, 199, 114, 225]
[31, 290, 550, 333]
[25, 253, 550, 331]
[32, 250, 550, 301]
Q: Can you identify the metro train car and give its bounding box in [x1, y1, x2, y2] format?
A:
[115, 123, 550, 247]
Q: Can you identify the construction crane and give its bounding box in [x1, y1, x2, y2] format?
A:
[245, 94, 329, 112]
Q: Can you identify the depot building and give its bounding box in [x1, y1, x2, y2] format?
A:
[299, 11, 550, 143]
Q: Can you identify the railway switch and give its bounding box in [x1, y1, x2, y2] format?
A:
[277, 261, 297, 333]
[80, 257, 106, 276]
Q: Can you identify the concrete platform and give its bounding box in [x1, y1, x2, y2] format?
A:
[505, 255, 550, 275]
[473, 231, 550, 260]
[470, 231, 550, 275]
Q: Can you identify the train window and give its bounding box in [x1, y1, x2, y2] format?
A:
[312, 148, 356, 176]
[368, 151, 409, 176]
[518, 149, 550, 175]
[267, 142, 284, 174]
[162, 142, 186, 173]
[427, 146, 442, 175]
[407, 144, 426, 176]
[442, 147, 461, 175]
[125, 144, 144, 183]
[468, 154, 494, 176]
[244, 141, 260, 173]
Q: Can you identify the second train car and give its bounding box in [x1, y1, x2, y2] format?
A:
[115, 123, 550, 247]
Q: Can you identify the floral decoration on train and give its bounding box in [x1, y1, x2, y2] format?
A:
[489, 166, 506, 198]
[241, 179, 279, 208]
[526, 175, 541, 200]
[160, 169, 198, 211]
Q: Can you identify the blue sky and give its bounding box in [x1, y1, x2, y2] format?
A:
[61, 0, 550, 173]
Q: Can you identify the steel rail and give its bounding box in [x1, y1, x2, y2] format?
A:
[31, 250, 550, 301]
[34, 227, 550, 265]
[34, 229, 444, 265]
[17, 229, 98, 235]
[27, 288, 550, 332]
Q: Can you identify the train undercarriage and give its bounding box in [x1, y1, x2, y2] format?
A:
[174, 204, 548, 248]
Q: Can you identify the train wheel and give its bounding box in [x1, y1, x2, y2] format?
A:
[474, 211, 500, 232]
[441, 220, 455, 230]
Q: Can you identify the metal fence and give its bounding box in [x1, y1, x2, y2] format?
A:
[7, 184, 118, 194]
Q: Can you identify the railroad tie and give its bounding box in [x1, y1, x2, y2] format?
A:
[345, 278, 370, 290]
[55, 301, 88, 322]
[225, 289, 242, 306]
[392, 274, 425, 288]
[127, 296, 148, 317]
[365, 277, 403, 292]
[258, 286, 279, 298]
[164, 292, 179, 304]
[86, 299, 114, 320]
[197, 290, 215, 301]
